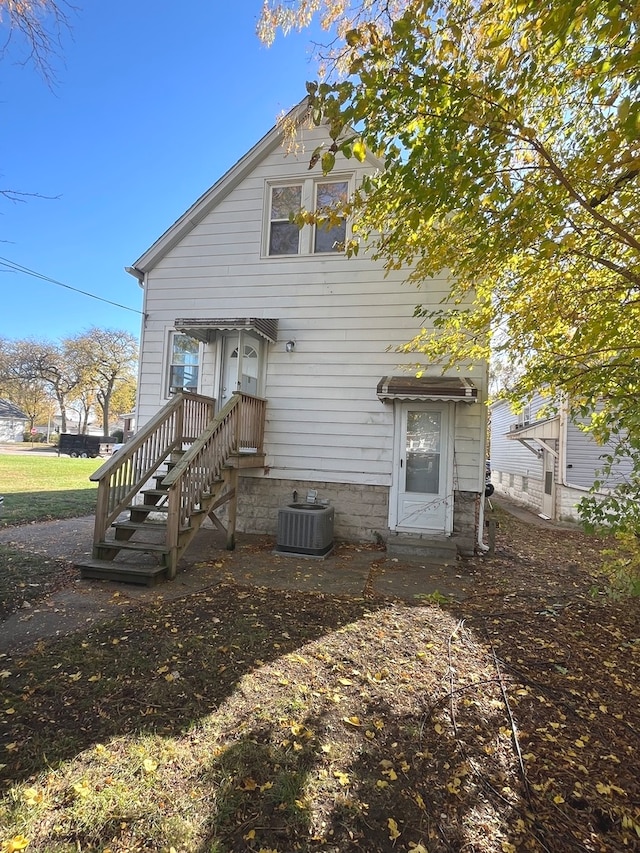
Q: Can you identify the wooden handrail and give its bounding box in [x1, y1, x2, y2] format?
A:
[162, 392, 266, 577]
[90, 392, 216, 551]
[90, 390, 265, 576]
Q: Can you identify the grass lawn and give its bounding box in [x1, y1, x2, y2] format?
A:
[0, 451, 101, 616]
[0, 510, 638, 852]
[0, 452, 100, 526]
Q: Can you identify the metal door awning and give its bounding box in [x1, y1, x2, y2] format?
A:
[377, 375, 478, 403]
[175, 318, 278, 344]
[506, 416, 560, 457]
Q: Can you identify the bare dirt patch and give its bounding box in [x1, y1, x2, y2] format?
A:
[0, 508, 638, 852]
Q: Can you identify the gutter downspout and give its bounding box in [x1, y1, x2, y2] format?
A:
[557, 394, 569, 487]
[125, 265, 147, 430]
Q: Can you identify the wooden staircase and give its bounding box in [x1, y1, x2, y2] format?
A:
[76, 391, 266, 585]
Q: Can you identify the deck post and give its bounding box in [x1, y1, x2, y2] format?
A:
[225, 467, 238, 551]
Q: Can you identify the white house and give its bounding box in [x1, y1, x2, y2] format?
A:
[81, 102, 488, 584]
[0, 399, 28, 443]
[490, 393, 632, 521]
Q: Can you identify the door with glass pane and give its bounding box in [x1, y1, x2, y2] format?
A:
[220, 334, 261, 407]
[395, 404, 452, 532]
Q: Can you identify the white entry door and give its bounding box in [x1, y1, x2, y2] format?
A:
[394, 403, 453, 533]
[220, 334, 261, 407]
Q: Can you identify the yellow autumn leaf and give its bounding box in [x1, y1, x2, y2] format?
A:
[353, 139, 367, 162]
[334, 770, 350, 786]
[409, 844, 429, 853]
[142, 758, 158, 773]
[88, 674, 101, 682]
[434, 723, 444, 734]
[68, 672, 82, 682]
[260, 781, 273, 791]
[553, 794, 565, 804]
[2, 836, 30, 852]
[343, 716, 362, 727]
[387, 817, 401, 840]
[376, 779, 389, 788]
[23, 787, 44, 806]
[243, 830, 256, 841]
[414, 792, 426, 810]
[240, 778, 257, 790]
[72, 781, 91, 798]
[338, 678, 353, 685]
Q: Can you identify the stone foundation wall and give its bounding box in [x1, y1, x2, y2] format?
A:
[230, 476, 480, 548]
[452, 490, 480, 556]
[234, 477, 389, 543]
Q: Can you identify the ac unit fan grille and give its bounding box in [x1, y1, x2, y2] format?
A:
[276, 505, 334, 556]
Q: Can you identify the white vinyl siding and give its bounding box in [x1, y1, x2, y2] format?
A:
[136, 122, 486, 494]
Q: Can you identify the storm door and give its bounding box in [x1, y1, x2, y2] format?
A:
[394, 403, 453, 532]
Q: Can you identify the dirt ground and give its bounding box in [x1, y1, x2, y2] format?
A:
[0, 497, 638, 852]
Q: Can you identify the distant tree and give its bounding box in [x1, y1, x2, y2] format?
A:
[67, 386, 95, 435]
[106, 374, 137, 427]
[0, 338, 53, 428]
[71, 328, 138, 437]
[29, 340, 85, 433]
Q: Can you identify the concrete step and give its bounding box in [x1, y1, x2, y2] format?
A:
[77, 558, 167, 586]
[386, 534, 458, 562]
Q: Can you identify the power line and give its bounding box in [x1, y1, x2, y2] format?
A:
[0, 255, 144, 316]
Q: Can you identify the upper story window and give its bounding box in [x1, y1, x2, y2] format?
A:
[314, 181, 348, 253]
[168, 333, 199, 394]
[269, 185, 302, 255]
[266, 177, 350, 257]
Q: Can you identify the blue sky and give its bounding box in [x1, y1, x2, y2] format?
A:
[0, 1, 322, 342]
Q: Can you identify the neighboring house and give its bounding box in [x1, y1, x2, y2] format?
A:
[0, 399, 28, 443]
[80, 101, 488, 584]
[490, 393, 632, 521]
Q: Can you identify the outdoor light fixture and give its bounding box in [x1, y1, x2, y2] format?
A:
[285, 340, 296, 353]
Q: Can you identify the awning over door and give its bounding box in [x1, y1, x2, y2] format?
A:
[175, 318, 279, 344]
[506, 416, 560, 441]
[377, 376, 478, 403]
[506, 416, 560, 458]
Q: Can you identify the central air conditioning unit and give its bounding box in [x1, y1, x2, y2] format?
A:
[276, 503, 335, 557]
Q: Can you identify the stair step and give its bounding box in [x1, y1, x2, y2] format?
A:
[386, 535, 458, 561]
[128, 503, 170, 515]
[77, 558, 167, 586]
[98, 539, 169, 553]
[141, 489, 170, 502]
[114, 519, 167, 532]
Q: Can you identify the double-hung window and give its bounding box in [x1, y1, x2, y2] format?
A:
[314, 180, 348, 253]
[268, 185, 302, 255]
[168, 333, 199, 394]
[266, 178, 349, 256]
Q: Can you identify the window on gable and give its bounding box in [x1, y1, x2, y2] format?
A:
[314, 180, 348, 253]
[266, 177, 350, 257]
[268, 185, 302, 255]
[168, 333, 200, 394]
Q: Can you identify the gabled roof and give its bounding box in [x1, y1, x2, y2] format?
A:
[127, 98, 382, 279]
[128, 100, 312, 277]
[0, 399, 28, 420]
